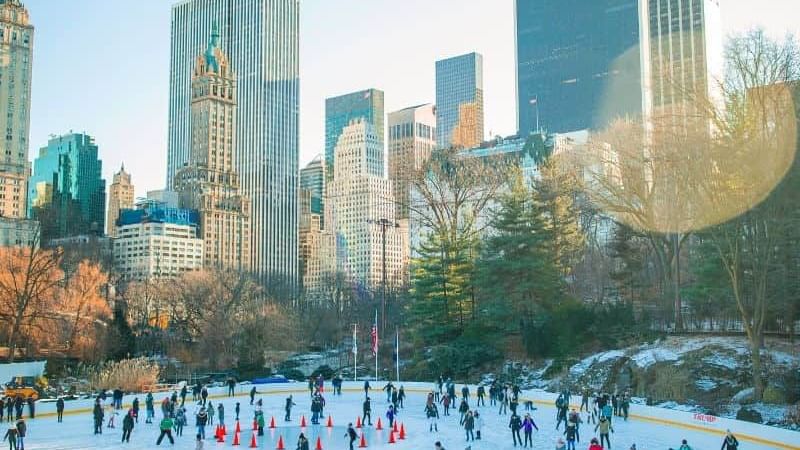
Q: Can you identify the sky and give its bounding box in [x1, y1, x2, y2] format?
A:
[22, 0, 800, 198]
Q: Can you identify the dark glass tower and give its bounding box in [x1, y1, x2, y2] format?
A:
[515, 0, 642, 135]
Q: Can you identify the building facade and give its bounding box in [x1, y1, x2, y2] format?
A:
[387, 104, 436, 220]
[106, 164, 134, 237]
[317, 119, 405, 296]
[325, 88, 385, 182]
[0, 216, 38, 247]
[113, 204, 203, 280]
[174, 25, 250, 271]
[0, 0, 33, 219]
[515, 0, 642, 135]
[28, 133, 106, 240]
[435, 52, 484, 149]
[168, 0, 299, 284]
[300, 154, 324, 217]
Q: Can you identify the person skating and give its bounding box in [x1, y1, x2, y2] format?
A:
[474, 410, 483, 439]
[620, 393, 630, 421]
[512, 384, 522, 401]
[594, 416, 613, 448]
[442, 394, 451, 416]
[555, 403, 568, 430]
[284, 395, 296, 422]
[498, 390, 508, 415]
[425, 402, 439, 432]
[580, 388, 589, 412]
[200, 386, 208, 405]
[522, 413, 538, 448]
[13, 398, 21, 422]
[588, 437, 603, 450]
[122, 409, 135, 442]
[398, 386, 406, 408]
[0, 398, 4, 423]
[227, 377, 236, 397]
[217, 403, 224, 427]
[132, 398, 140, 423]
[55, 397, 64, 423]
[362, 397, 372, 426]
[145, 393, 155, 424]
[180, 384, 188, 405]
[249, 386, 257, 405]
[296, 432, 309, 450]
[206, 401, 214, 426]
[720, 430, 739, 450]
[461, 385, 470, 403]
[345, 423, 358, 450]
[24, 399, 32, 420]
[509, 412, 523, 447]
[195, 407, 208, 440]
[563, 420, 578, 450]
[4, 399, 9, 423]
[477, 385, 485, 406]
[383, 382, 394, 403]
[671, 438, 692, 450]
[14, 419, 24, 450]
[235, 402, 240, 421]
[458, 399, 469, 425]
[510, 397, 519, 416]
[178, 407, 189, 437]
[601, 402, 613, 424]
[386, 405, 396, 429]
[93, 400, 104, 434]
[3, 423, 18, 450]
[464, 410, 475, 441]
[310, 397, 321, 425]
[156, 415, 175, 445]
[363, 380, 371, 399]
[256, 411, 265, 436]
[107, 402, 118, 428]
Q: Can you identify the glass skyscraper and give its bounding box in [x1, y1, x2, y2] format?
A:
[167, 0, 299, 284]
[325, 88, 385, 182]
[28, 133, 106, 240]
[435, 52, 484, 149]
[515, 0, 642, 135]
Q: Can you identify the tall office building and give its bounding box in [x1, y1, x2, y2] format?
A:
[174, 25, 250, 271]
[322, 119, 404, 293]
[325, 88, 385, 182]
[106, 164, 134, 237]
[515, 0, 642, 135]
[387, 104, 436, 219]
[0, 0, 33, 219]
[28, 133, 106, 240]
[435, 52, 484, 149]
[168, 0, 299, 283]
[639, 0, 723, 118]
[300, 155, 324, 217]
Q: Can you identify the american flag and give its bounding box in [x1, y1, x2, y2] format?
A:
[370, 311, 378, 356]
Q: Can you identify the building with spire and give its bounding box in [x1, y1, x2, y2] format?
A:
[0, 0, 34, 219]
[106, 164, 134, 237]
[173, 25, 250, 271]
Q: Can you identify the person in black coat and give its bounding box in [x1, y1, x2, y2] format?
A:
[721, 430, 739, 450]
[122, 410, 135, 442]
[93, 400, 104, 434]
[509, 413, 522, 447]
[56, 398, 64, 423]
[362, 397, 372, 426]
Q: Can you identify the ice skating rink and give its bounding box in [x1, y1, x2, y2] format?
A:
[11, 382, 798, 449]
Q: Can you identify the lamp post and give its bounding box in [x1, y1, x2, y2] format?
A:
[366, 218, 399, 333]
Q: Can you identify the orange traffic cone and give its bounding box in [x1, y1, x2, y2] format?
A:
[326, 416, 333, 428]
[388, 431, 396, 444]
[355, 416, 362, 428]
[300, 415, 307, 427]
[235, 420, 242, 433]
[358, 433, 368, 448]
[375, 418, 383, 430]
[399, 423, 406, 440]
[233, 431, 241, 446]
[269, 416, 276, 429]
[315, 436, 323, 450]
[276, 435, 285, 450]
[253, 418, 258, 431]
[215, 425, 223, 442]
[392, 421, 398, 433]
[249, 432, 258, 448]
[214, 425, 221, 439]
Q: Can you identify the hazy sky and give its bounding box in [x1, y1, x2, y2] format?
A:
[23, 0, 799, 197]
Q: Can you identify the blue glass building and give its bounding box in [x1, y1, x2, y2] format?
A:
[325, 88, 384, 181]
[515, 0, 642, 135]
[28, 133, 106, 239]
[435, 52, 484, 149]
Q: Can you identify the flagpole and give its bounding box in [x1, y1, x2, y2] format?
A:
[395, 327, 400, 383]
[353, 323, 358, 381]
[374, 309, 379, 381]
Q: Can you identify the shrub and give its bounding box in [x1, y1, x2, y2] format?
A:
[89, 357, 160, 392]
[763, 385, 786, 404]
[649, 366, 690, 403]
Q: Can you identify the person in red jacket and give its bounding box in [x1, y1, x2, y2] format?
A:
[588, 437, 604, 450]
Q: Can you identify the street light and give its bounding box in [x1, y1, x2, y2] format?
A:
[366, 218, 399, 333]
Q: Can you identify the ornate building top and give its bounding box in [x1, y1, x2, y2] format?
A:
[195, 22, 229, 78]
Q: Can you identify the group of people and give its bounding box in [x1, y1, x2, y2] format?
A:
[1, 417, 25, 450]
[0, 397, 33, 423]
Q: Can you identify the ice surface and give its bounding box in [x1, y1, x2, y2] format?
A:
[7, 382, 788, 450]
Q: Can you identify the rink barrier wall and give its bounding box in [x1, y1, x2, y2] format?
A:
[18, 381, 800, 449]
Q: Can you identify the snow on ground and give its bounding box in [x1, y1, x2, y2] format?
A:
[569, 350, 625, 376]
[11, 383, 789, 450]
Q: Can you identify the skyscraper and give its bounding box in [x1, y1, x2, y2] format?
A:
[300, 155, 324, 217]
[0, 0, 33, 219]
[325, 88, 385, 181]
[387, 104, 436, 219]
[168, 0, 299, 283]
[515, 0, 642, 135]
[28, 133, 106, 240]
[174, 25, 250, 271]
[639, 0, 723, 118]
[435, 52, 484, 149]
[106, 164, 134, 237]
